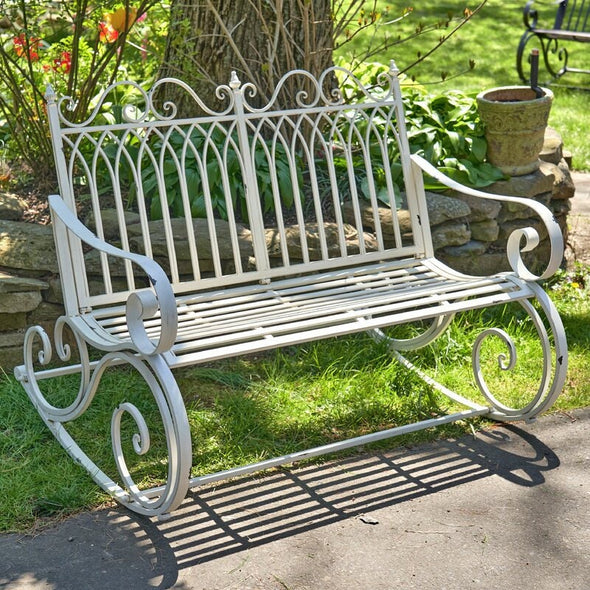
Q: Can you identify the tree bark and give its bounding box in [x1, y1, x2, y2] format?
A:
[158, 0, 333, 114]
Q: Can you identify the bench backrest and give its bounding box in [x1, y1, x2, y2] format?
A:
[555, 0, 590, 32]
[47, 63, 430, 311]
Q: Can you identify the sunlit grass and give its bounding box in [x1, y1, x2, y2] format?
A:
[335, 0, 590, 170]
[1, 265, 588, 532]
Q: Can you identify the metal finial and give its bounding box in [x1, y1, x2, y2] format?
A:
[45, 83, 56, 103]
[389, 60, 400, 77]
[229, 71, 241, 90]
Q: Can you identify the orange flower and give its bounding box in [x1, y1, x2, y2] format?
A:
[13, 33, 40, 61]
[106, 6, 138, 33]
[53, 51, 71, 74]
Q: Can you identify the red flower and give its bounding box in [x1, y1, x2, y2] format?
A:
[53, 51, 71, 74]
[99, 21, 119, 43]
[13, 33, 40, 61]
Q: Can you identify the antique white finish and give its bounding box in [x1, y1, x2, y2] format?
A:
[15, 62, 568, 518]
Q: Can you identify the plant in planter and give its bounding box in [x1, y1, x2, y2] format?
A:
[476, 50, 553, 177]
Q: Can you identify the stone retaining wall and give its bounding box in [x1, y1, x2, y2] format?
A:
[0, 129, 575, 371]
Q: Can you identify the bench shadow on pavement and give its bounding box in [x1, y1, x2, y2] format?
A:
[139, 422, 559, 584]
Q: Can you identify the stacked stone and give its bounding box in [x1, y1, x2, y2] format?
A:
[0, 196, 64, 369]
[439, 127, 575, 276]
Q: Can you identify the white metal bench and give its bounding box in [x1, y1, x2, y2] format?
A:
[15, 62, 568, 518]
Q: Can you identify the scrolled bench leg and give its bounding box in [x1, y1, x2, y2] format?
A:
[517, 30, 538, 83]
[517, 30, 569, 82]
[14, 321, 192, 517]
[375, 286, 566, 423]
[369, 312, 456, 352]
[472, 282, 567, 422]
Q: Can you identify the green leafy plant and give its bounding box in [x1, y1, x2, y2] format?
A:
[547, 262, 590, 302]
[312, 61, 503, 211]
[334, 61, 504, 197]
[403, 85, 505, 189]
[116, 126, 301, 221]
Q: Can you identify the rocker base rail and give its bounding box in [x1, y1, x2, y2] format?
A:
[142, 406, 491, 502]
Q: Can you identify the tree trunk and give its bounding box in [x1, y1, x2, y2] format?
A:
[158, 0, 333, 114]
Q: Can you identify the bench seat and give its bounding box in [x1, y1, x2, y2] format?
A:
[518, 0, 590, 81]
[89, 259, 530, 366]
[531, 28, 590, 42]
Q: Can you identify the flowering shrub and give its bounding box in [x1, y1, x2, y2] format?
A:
[0, 1, 167, 181]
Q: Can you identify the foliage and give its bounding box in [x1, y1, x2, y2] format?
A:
[91, 60, 500, 222]
[335, 0, 487, 82]
[402, 85, 504, 189]
[130, 128, 301, 221]
[95, 120, 301, 222]
[159, 1, 486, 117]
[547, 262, 590, 302]
[336, 1, 590, 171]
[0, 0, 168, 180]
[329, 61, 504, 202]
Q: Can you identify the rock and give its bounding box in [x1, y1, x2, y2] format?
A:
[342, 201, 413, 236]
[0, 272, 48, 293]
[497, 192, 552, 222]
[85, 208, 141, 240]
[551, 159, 576, 200]
[45, 276, 64, 304]
[469, 219, 499, 242]
[0, 291, 42, 313]
[483, 164, 555, 198]
[424, 191, 471, 225]
[441, 251, 510, 276]
[443, 240, 488, 258]
[445, 191, 501, 222]
[431, 221, 470, 250]
[495, 217, 549, 245]
[0, 220, 58, 273]
[266, 222, 378, 261]
[551, 198, 571, 217]
[540, 127, 563, 165]
[0, 312, 27, 331]
[0, 192, 26, 221]
[342, 192, 470, 236]
[0, 332, 25, 371]
[28, 301, 65, 325]
[128, 217, 253, 261]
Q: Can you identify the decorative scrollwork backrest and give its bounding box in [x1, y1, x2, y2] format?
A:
[46, 61, 426, 309]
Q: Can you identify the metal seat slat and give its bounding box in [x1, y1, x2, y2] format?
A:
[91, 265, 525, 360]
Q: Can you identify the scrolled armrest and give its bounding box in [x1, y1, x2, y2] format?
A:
[523, 1, 539, 30]
[410, 154, 564, 281]
[49, 194, 178, 355]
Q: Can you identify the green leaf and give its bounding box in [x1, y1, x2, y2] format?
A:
[470, 137, 487, 162]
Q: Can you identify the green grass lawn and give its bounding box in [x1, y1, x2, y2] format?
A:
[1, 268, 589, 532]
[336, 0, 590, 170]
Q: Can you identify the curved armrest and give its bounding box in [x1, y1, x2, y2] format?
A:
[411, 154, 564, 281]
[49, 194, 178, 355]
[523, 1, 539, 30]
[523, 0, 566, 30]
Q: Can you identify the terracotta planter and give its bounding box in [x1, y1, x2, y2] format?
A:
[476, 86, 553, 176]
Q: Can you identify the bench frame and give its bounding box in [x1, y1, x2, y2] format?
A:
[517, 0, 590, 83]
[15, 62, 568, 518]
